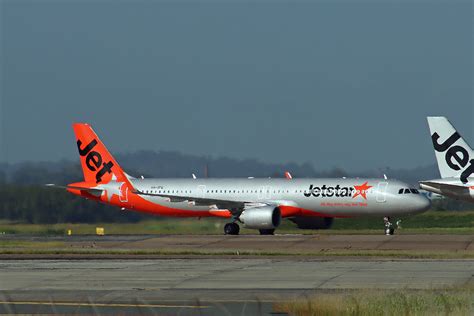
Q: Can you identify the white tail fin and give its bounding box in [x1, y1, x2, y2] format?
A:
[427, 117, 474, 183]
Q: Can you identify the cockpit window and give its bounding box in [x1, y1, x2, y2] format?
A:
[399, 188, 420, 194]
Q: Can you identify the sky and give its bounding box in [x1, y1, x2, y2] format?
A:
[0, 0, 472, 171]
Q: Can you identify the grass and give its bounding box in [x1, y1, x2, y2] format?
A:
[274, 287, 474, 316]
[0, 242, 473, 259]
[0, 240, 65, 248]
[1, 210, 474, 235]
[330, 210, 474, 230]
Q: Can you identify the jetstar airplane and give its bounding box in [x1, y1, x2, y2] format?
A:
[48, 123, 430, 235]
[420, 116, 474, 202]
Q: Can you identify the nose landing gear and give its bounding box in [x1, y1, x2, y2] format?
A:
[384, 216, 395, 235]
[224, 222, 240, 235]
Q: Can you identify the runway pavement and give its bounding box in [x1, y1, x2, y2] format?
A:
[0, 258, 473, 315]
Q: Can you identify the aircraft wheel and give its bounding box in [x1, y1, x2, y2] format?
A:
[224, 223, 240, 235]
[383, 216, 394, 235]
[385, 227, 395, 235]
[259, 229, 275, 235]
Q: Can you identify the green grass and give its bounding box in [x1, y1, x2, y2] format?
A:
[274, 287, 474, 316]
[330, 210, 474, 230]
[0, 210, 473, 235]
[0, 240, 65, 248]
[0, 243, 473, 259]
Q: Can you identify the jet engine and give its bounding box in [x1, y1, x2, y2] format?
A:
[289, 216, 334, 229]
[240, 206, 281, 229]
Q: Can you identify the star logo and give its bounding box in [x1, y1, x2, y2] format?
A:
[98, 178, 127, 202]
[352, 182, 372, 200]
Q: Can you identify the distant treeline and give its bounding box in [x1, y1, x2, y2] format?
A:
[0, 185, 145, 223]
[0, 150, 470, 224]
[0, 150, 441, 185]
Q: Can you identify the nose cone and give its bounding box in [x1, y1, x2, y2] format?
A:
[413, 195, 431, 213]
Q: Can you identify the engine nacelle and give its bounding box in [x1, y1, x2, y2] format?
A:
[240, 206, 281, 229]
[289, 216, 334, 230]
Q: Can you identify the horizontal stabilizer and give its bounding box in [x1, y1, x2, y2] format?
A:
[46, 184, 103, 196]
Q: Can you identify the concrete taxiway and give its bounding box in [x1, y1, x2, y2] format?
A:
[0, 258, 473, 315]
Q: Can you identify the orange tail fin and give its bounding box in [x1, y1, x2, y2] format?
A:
[73, 123, 129, 185]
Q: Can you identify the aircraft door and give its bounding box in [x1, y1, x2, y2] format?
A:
[119, 183, 129, 203]
[376, 182, 388, 203]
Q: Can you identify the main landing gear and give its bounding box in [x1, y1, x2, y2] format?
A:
[223, 224, 275, 235]
[384, 216, 395, 235]
[224, 222, 240, 235]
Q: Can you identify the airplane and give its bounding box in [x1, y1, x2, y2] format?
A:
[48, 123, 431, 235]
[420, 116, 474, 202]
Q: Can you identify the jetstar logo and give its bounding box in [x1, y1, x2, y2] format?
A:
[352, 182, 372, 200]
[303, 182, 372, 200]
[432, 131, 474, 184]
[77, 139, 114, 183]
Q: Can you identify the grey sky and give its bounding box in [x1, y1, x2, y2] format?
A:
[1, 0, 472, 171]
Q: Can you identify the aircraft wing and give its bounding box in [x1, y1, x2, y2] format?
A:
[419, 181, 471, 195]
[134, 190, 271, 213]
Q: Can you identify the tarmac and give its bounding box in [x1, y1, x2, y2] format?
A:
[1, 234, 473, 314]
[0, 258, 473, 315]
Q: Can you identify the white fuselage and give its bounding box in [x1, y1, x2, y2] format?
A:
[129, 177, 430, 217]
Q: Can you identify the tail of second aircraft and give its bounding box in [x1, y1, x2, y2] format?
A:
[73, 123, 131, 185]
[427, 117, 474, 183]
